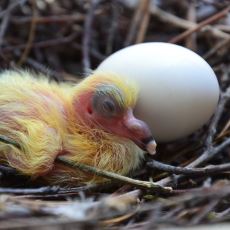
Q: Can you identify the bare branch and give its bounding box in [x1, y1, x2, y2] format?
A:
[82, 0, 100, 74]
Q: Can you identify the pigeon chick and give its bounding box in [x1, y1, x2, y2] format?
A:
[0, 70, 156, 184]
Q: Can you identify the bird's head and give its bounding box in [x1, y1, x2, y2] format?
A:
[73, 72, 157, 155]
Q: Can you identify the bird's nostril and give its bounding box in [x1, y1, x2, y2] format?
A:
[130, 122, 143, 132]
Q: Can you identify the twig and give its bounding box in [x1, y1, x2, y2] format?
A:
[190, 199, 219, 225]
[105, 4, 119, 55]
[157, 137, 230, 187]
[201, 25, 230, 40]
[203, 38, 230, 60]
[169, 6, 230, 43]
[22, 184, 112, 199]
[0, 134, 172, 193]
[135, 0, 150, 44]
[215, 24, 230, 33]
[14, 185, 101, 199]
[189, 87, 230, 167]
[0, 3, 11, 46]
[216, 207, 230, 218]
[217, 119, 230, 140]
[205, 91, 228, 149]
[142, 184, 230, 228]
[188, 137, 230, 168]
[11, 49, 64, 81]
[0, 165, 18, 176]
[56, 156, 172, 193]
[124, 1, 141, 46]
[10, 14, 85, 24]
[0, 186, 59, 195]
[0, 32, 103, 61]
[145, 3, 229, 40]
[25, 57, 63, 81]
[149, 3, 196, 29]
[185, 0, 197, 51]
[17, 0, 37, 66]
[147, 159, 230, 176]
[0, 0, 27, 19]
[73, 42, 105, 61]
[82, 0, 100, 74]
[125, 0, 150, 46]
[2, 33, 78, 52]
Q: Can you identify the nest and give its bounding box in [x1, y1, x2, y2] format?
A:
[0, 0, 230, 229]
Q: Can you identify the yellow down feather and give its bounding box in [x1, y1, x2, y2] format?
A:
[0, 70, 144, 184]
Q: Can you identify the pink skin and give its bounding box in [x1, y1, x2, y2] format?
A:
[74, 92, 155, 152]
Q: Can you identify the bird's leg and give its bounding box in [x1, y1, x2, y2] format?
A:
[1, 120, 62, 177]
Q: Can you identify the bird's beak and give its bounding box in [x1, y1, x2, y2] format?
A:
[123, 109, 157, 155]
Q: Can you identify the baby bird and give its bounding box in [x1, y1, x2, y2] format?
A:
[0, 70, 156, 184]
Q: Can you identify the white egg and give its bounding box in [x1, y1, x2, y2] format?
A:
[96, 42, 220, 142]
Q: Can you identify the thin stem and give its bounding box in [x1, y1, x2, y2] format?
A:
[57, 156, 172, 193]
[0, 135, 171, 193]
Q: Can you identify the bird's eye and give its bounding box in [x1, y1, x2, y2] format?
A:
[93, 96, 118, 117]
[102, 99, 116, 114]
[92, 85, 124, 118]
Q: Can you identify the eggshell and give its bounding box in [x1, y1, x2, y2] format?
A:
[96, 42, 220, 142]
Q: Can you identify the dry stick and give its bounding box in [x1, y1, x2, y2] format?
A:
[185, 0, 197, 51]
[56, 156, 172, 193]
[13, 49, 63, 81]
[202, 25, 229, 39]
[0, 5, 11, 46]
[147, 3, 229, 39]
[190, 199, 219, 225]
[124, 0, 149, 46]
[0, 33, 104, 61]
[205, 92, 228, 149]
[147, 159, 230, 176]
[0, 135, 171, 193]
[155, 137, 230, 187]
[25, 57, 63, 81]
[105, 5, 119, 55]
[2, 33, 78, 52]
[146, 186, 230, 211]
[217, 118, 230, 140]
[216, 207, 230, 219]
[203, 38, 230, 60]
[24, 184, 110, 199]
[0, 184, 99, 197]
[149, 3, 195, 29]
[215, 24, 230, 33]
[17, 0, 37, 66]
[11, 14, 85, 24]
[0, 0, 27, 19]
[135, 0, 150, 44]
[82, 0, 100, 74]
[0, 165, 18, 176]
[169, 6, 230, 43]
[188, 135, 230, 168]
[144, 187, 230, 228]
[0, 186, 59, 195]
[189, 88, 230, 168]
[124, 1, 142, 46]
[73, 43, 105, 61]
[0, 218, 96, 230]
